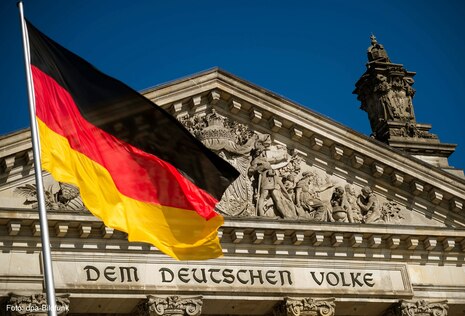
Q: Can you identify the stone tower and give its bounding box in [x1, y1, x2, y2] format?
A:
[353, 35, 460, 175]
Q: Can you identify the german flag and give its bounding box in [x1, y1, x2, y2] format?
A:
[26, 20, 239, 260]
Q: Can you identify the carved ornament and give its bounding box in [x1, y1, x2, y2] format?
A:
[7, 293, 70, 315]
[14, 182, 86, 212]
[274, 297, 336, 316]
[384, 299, 449, 316]
[138, 295, 203, 316]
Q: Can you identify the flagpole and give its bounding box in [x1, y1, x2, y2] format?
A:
[17, 2, 58, 315]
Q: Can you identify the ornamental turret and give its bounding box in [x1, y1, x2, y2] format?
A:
[354, 35, 461, 176]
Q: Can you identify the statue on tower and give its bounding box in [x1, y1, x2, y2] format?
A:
[367, 34, 391, 63]
[353, 35, 455, 166]
[353, 35, 428, 141]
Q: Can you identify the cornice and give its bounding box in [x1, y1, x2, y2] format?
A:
[1, 209, 464, 264]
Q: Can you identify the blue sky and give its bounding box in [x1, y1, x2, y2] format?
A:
[1, 1, 464, 170]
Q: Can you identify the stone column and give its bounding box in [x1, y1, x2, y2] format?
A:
[273, 297, 336, 316]
[384, 299, 448, 316]
[6, 293, 70, 315]
[138, 296, 203, 316]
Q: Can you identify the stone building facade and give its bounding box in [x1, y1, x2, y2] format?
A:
[0, 38, 464, 315]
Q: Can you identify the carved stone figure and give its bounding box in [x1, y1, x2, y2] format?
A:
[282, 174, 296, 206]
[295, 171, 333, 222]
[216, 148, 255, 217]
[344, 184, 363, 223]
[249, 145, 296, 218]
[180, 110, 257, 216]
[330, 186, 349, 222]
[374, 74, 392, 122]
[357, 186, 382, 223]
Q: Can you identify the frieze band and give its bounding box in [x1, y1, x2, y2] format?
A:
[69, 262, 412, 296]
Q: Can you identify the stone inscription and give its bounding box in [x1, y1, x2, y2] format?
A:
[309, 271, 374, 287]
[158, 267, 293, 286]
[53, 262, 411, 296]
[83, 265, 139, 282]
[80, 266, 377, 288]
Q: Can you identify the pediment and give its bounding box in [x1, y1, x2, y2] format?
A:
[143, 68, 465, 229]
[1, 68, 465, 231]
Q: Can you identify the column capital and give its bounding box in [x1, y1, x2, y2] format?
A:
[384, 299, 448, 316]
[7, 293, 70, 315]
[274, 297, 336, 316]
[138, 295, 203, 316]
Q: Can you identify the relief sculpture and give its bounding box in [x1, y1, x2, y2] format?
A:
[295, 171, 333, 221]
[14, 109, 408, 225]
[248, 136, 297, 218]
[374, 74, 415, 122]
[14, 182, 86, 212]
[180, 110, 257, 216]
[178, 110, 408, 225]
